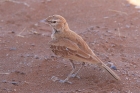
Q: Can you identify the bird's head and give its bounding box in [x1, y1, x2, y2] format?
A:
[41, 15, 69, 32]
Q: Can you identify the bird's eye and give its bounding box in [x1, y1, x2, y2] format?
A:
[52, 21, 56, 23]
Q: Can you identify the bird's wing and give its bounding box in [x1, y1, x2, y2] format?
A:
[48, 38, 98, 62]
[66, 30, 96, 56]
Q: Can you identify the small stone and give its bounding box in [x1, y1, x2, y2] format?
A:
[14, 71, 25, 75]
[34, 55, 39, 59]
[89, 26, 94, 30]
[133, 65, 136, 68]
[126, 77, 129, 80]
[96, 26, 100, 28]
[34, 23, 38, 26]
[9, 47, 17, 51]
[111, 44, 116, 47]
[20, 55, 24, 57]
[51, 76, 59, 82]
[6, 54, 9, 56]
[75, 89, 82, 92]
[44, 57, 50, 60]
[31, 44, 35, 46]
[1, 20, 4, 22]
[11, 82, 18, 86]
[126, 25, 130, 28]
[11, 31, 15, 33]
[2, 80, 8, 83]
[107, 62, 117, 70]
[104, 16, 109, 19]
[111, 66, 117, 70]
[26, 54, 30, 57]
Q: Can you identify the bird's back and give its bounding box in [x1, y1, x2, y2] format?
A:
[65, 30, 96, 56]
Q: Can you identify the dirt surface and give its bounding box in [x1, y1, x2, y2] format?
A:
[0, 0, 140, 93]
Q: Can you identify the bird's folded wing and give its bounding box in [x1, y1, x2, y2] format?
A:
[48, 38, 92, 59]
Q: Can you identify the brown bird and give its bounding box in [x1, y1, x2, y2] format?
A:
[42, 15, 121, 83]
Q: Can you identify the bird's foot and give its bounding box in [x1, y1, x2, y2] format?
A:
[70, 74, 80, 79]
[59, 79, 72, 84]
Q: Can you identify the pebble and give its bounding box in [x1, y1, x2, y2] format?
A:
[11, 31, 15, 33]
[14, 89, 16, 91]
[96, 26, 100, 28]
[75, 89, 82, 92]
[126, 25, 130, 28]
[104, 16, 109, 19]
[34, 55, 39, 59]
[107, 62, 117, 70]
[51, 76, 59, 82]
[9, 47, 17, 51]
[26, 54, 31, 57]
[111, 66, 117, 70]
[14, 71, 25, 75]
[89, 26, 94, 30]
[34, 23, 38, 26]
[126, 77, 129, 80]
[31, 44, 35, 46]
[6, 54, 9, 56]
[11, 82, 19, 86]
[2, 80, 8, 83]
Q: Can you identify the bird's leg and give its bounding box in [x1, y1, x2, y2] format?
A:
[59, 60, 75, 84]
[71, 62, 85, 78]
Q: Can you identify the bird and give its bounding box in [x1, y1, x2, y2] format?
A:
[41, 15, 121, 83]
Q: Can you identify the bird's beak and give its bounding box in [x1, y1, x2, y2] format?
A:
[40, 18, 48, 24]
[40, 16, 53, 24]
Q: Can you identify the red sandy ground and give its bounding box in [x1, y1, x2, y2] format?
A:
[0, 0, 140, 93]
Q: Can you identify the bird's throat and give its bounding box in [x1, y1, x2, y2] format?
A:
[54, 28, 60, 33]
[51, 28, 60, 39]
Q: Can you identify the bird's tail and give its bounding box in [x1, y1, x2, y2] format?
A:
[94, 56, 121, 81]
[101, 62, 121, 80]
